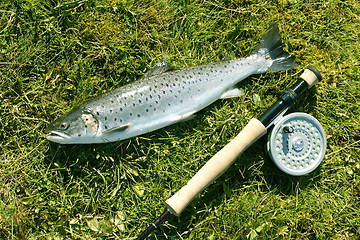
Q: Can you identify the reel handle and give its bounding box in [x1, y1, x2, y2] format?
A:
[165, 118, 266, 216]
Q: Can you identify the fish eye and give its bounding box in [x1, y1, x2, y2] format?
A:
[59, 122, 68, 130]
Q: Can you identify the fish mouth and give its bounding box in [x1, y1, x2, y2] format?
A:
[46, 131, 71, 142]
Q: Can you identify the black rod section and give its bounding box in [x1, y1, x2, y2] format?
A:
[258, 79, 308, 127]
[258, 66, 322, 127]
[136, 209, 171, 240]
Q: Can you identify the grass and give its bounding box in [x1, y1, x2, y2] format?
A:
[0, 0, 359, 239]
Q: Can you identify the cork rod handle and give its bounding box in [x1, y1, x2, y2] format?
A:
[300, 66, 322, 88]
[165, 118, 267, 216]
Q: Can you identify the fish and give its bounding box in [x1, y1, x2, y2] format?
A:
[46, 22, 297, 144]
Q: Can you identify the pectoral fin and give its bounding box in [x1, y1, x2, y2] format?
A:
[102, 124, 130, 135]
[220, 88, 245, 99]
[172, 110, 197, 123]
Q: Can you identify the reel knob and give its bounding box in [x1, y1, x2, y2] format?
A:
[267, 112, 326, 176]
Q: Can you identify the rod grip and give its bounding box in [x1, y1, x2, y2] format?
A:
[165, 118, 267, 216]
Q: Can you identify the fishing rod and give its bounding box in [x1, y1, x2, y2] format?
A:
[136, 66, 324, 239]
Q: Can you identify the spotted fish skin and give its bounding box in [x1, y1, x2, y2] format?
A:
[46, 23, 297, 144]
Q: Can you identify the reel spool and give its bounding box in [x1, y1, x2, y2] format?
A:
[267, 112, 326, 176]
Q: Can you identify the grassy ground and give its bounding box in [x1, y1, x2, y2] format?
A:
[1, 0, 359, 239]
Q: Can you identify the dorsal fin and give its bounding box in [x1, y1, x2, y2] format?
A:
[222, 55, 232, 61]
[142, 60, 177, 78]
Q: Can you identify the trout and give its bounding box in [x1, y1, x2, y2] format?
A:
[46, 22, 297, 144]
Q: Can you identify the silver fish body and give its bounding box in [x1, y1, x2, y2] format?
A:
[46, 23, 297, 144]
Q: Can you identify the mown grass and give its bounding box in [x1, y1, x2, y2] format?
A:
[0, 0, 359, 239]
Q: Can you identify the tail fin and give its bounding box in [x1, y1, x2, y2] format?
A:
[252, 22, 298, 71]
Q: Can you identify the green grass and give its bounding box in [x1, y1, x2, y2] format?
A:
[1, 0, 359, 239]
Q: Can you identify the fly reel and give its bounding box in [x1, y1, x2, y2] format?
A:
[267, 112, 326, 176]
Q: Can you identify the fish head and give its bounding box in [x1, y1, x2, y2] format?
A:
[46, 107, 99, 144]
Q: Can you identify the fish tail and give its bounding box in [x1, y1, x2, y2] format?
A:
[252, 22, 298, 71]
